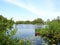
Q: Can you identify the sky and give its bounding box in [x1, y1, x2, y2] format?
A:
[0, 0, 60, 21]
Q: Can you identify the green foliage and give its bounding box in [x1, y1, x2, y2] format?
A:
[0, 15, 14, 31]
[10, 29, 17, 36]
[48, 19, 60, 39]
[35, 17, 60, 44]
[0, 15, 16, 45]
[32, 18, 44, 24]
[24, 20, 31, 24]
[15, 18, 44, 24]
[16, 21, 24, 24]
[0, 15, 31, 45]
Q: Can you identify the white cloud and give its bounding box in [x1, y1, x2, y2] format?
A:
[5, 0, 60, 21]
[5, 0, 47, 15]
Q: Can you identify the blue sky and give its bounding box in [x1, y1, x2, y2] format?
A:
[0, 0, 60, 21]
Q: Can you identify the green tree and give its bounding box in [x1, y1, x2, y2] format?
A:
[0, 15, 16, 45]
[24, 20, 31, 24]
[35, 17, 60, 45]
[0, 15, 31, 45]
[15, 21, 24, 24]
[46, 18, 60, 45]
[32, 18, 44, 24]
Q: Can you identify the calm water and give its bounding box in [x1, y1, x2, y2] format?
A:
[13, 24, 60, 45]
[13, 24, 45, 45]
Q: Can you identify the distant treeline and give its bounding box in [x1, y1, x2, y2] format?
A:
[15, 16, 60, 24]
[15, 18, 44, 24]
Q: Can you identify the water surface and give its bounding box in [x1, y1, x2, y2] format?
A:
[14, 24, 45, 45]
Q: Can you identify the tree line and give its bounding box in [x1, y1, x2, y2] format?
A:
[15, 18, 44, 24]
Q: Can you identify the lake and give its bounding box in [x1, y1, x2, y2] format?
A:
[13, 24, 60, 45]
[13, 24, 45, 45]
